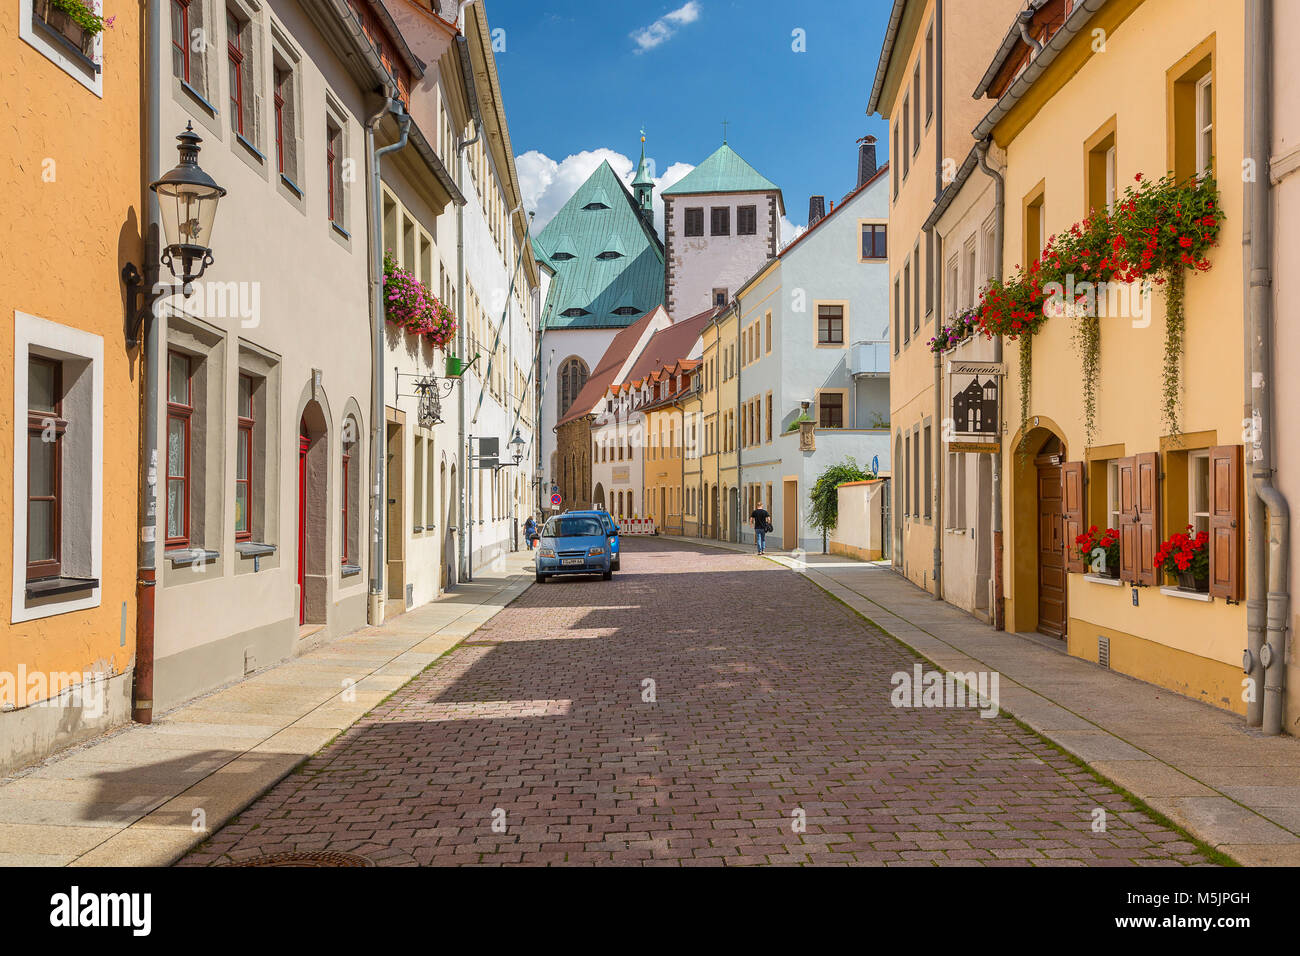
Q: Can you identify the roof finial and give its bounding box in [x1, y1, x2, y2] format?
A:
[721, 118, 729, 144]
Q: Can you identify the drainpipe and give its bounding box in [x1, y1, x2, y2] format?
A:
[1018, 9, 1043, 57]
[976, 137, 1006, 630]
[456, 32, 483, 583]
[132, 0, 162, 724]
[930, 222, 943, 600]
[365, 88, 410, 623]
[1245, 0, 1289, 734]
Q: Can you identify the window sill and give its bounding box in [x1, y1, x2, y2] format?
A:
[341, 563, 362, 578]
[235, 132, 265, 163]
[235, 542, 277, 558]
[1160, 586, 1212, 603]
[331, 222, 351, 240]
[25, 576, 98, 600]
[166, 548, 219, 567]
[280, 173, 304, 198]
[1084, 573, 1123, 587]
[180, 80, 218, 118]
[32, 14, 100, 74]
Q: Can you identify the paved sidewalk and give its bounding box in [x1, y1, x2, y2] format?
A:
[665, 534, 1300, 866]
[0, 553, 536, 867]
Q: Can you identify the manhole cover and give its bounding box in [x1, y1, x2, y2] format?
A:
[226, 850, 374, 867]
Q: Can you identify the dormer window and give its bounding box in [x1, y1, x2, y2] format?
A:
[596, 250, 623, 260]
[612, 306, 640, 316]
[550, 252, 575, 261]
[560, 307, 590, 317]
[583, 201, 610, 210]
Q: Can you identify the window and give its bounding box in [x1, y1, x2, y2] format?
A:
[227, 11, 246, 137]
[684, 207, 704, 236]
[1024, 187, 1045, 267]
[327, 119, 344, 228]
[1195, 73, 1213, 178]
[923, 425, 932, 519]
[27, 358, 63, 581]
[711, 207, 730, 236]
[893, 276, 901, 354]
[166, 351, 193, 548]
[912, 64, 921, 154]
[737, 205, 757, 236]
[341, 438, 352, 562]
[1086, 119, 1117, 214]
[765, 311, 772, 353]
[235, 374, 253, 541]
[274, 67, 287, 172]
[1107, 460, 1122, 530]
[766, 393, 773, 442]
[902, 95, 910, 178]
[903, 262, 911, 343]
[861, 223, 887, 260]
[713, 288, 728, 308]
[904, 433, 911, 516]
[892, 122, 899, 197]
[817, 305, 844, 345]
[913, 241, 922, 329]
[1189, 449, 1210, 534]
[818, 393, 843, 428]
[558, 358, 588, 417]
[172, 0, 193, 83]
[964, 241, 977, 311]
[925, 24, 934, 122]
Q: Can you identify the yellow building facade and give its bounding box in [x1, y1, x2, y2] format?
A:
[1, 2, 142, 772]
[987, 0, 1249, 713]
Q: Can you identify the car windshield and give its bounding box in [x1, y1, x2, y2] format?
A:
[544, 516, 603, 537]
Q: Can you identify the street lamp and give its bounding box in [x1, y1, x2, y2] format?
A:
[151, 121, 226, 293]
[123, 122, 227, 345]
[508, 429, 526, 467]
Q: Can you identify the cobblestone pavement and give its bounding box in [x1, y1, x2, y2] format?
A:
[181, 539, 1215, 866]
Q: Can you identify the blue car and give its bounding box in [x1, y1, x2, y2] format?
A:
[535, 513, 613, 583]
[566, 508, 620, 571]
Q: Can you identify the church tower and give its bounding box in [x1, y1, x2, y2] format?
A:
[632, 131, 654, 230]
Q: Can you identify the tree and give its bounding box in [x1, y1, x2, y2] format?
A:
[808, 458, 871, 552]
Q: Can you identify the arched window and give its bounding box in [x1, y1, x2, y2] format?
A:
[558, 357, 589, 418]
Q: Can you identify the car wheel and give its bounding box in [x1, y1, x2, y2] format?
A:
[612, 558, 620, 572]
[535, 572, 547, 583]
[602, 568, 612, 581]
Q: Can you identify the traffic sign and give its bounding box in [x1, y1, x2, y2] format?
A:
[550, 493, 562, 508]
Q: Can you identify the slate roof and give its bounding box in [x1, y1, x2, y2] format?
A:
[535, 161, 665, 331]
[661, 143, 781, 198]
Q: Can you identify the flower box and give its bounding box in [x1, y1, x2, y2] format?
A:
[35, 0, 97, 57]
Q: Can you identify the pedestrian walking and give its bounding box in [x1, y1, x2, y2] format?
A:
[750, 501, 771, 555]
[524, 515, 537, 550]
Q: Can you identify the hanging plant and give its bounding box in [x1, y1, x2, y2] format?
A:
[1111, 172, 1222, 440]
[383, 250, 457, 350]
[927, 308, 980, 354]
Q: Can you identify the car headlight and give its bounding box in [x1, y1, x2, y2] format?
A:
[538, 548, 556, 558]
[587, 546, 605, 555]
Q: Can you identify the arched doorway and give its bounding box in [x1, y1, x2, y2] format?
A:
[298, 404, 329, 627]
[710, 484, 720, 539]
[1011, 425, 1068, 637]
[443, 462, 457, 591]
[593, 482, 605, 510]
[728, 486, 739, 542]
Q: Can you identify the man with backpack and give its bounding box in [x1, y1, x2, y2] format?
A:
[750, 501, 772, 555]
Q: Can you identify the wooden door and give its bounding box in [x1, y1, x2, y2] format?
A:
[298, 426, 309, 625]
[1037, 461, 1066, 636]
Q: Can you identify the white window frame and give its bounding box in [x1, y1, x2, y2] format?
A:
[1189, 449, 1210, 534]
[1107, 460, 1121, 530]
[20, 0, 104, 96]
[1195, 73, 1213, 178]
[12, 312, 104, 623]
[1104, 145, 1117, 213]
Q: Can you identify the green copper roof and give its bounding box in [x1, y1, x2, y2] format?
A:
[661, 143, 780, 197]
[535, 160, 665, 330]
[632, 140, 654, 188]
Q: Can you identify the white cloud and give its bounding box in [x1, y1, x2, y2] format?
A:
[630, 1, 701, 52]
[518, 147, 695, 240]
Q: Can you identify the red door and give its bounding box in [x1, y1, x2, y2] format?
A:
[298, 425, 309, 625]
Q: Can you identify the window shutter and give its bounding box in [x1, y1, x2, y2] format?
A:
[1117, 456, 1137, 581]
[1062, 460, 1085, 573]
[1134, 451, 1161, 586]
[1209, 444, 1243, 600]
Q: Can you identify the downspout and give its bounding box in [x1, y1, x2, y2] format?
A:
[930, 221, 943, 599]
[1017, 9, 1043, 57]
[365, 88, 410, 623]
[456, 31, 483, 582]
[976, 137, 1006, 630]
[1245, 0, 1289, 734]
[133, 0, 162, 724]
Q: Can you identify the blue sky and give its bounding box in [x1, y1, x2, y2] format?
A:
[487, 0, 893, 237]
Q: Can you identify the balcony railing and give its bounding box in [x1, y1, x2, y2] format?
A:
[848, 340, 890, 377]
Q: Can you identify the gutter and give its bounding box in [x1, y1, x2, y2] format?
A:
[1244, 0, 1289, 734]
[866, 0, 910, 116]
[930, 0, 944, 600]
[971, 0, 1110, 144]
[975, 138, 1007, 631]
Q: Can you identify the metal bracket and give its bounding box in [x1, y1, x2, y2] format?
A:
[122, 233, 160, 349]
[394, 369, 457, 427]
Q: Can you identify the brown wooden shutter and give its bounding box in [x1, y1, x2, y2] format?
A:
[1209, 444, 1243, 600]
[1117, 456, 1138, 581]
[1062, 461, 1086, 573]
[1134, 451, 1161, 586]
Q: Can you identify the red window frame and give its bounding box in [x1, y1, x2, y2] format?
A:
[27, 358, 64, 581]
[235, 374, 254, 541]
[166, 351, 193, 550]
[227, 11, 245, 137]
[326, 124, 340, 224]
[274, 68, 286, 174]
[172, 0, 191, 84]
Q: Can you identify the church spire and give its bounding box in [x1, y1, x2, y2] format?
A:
[632, 128, 654, 226]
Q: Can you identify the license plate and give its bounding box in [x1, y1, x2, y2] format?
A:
[561, 558, 584, 566]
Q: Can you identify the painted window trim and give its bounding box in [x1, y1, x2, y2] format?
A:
[814, 299, 849, 349]
[11, 312, 104, 624]
[20, 0, 104, 97]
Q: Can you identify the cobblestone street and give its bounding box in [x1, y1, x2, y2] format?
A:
[181, 539, 1214, 866]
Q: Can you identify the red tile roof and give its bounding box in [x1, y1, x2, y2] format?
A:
[622, 307, 717, 385]
[556, 308, 662, 428]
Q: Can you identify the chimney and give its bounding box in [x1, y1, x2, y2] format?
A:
[857, 134, 878, 186]
[808, 195, 826, 227]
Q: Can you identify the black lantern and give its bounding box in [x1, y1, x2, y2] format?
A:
[508, 429, 526, 466]
[151, 122, 226, 291]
